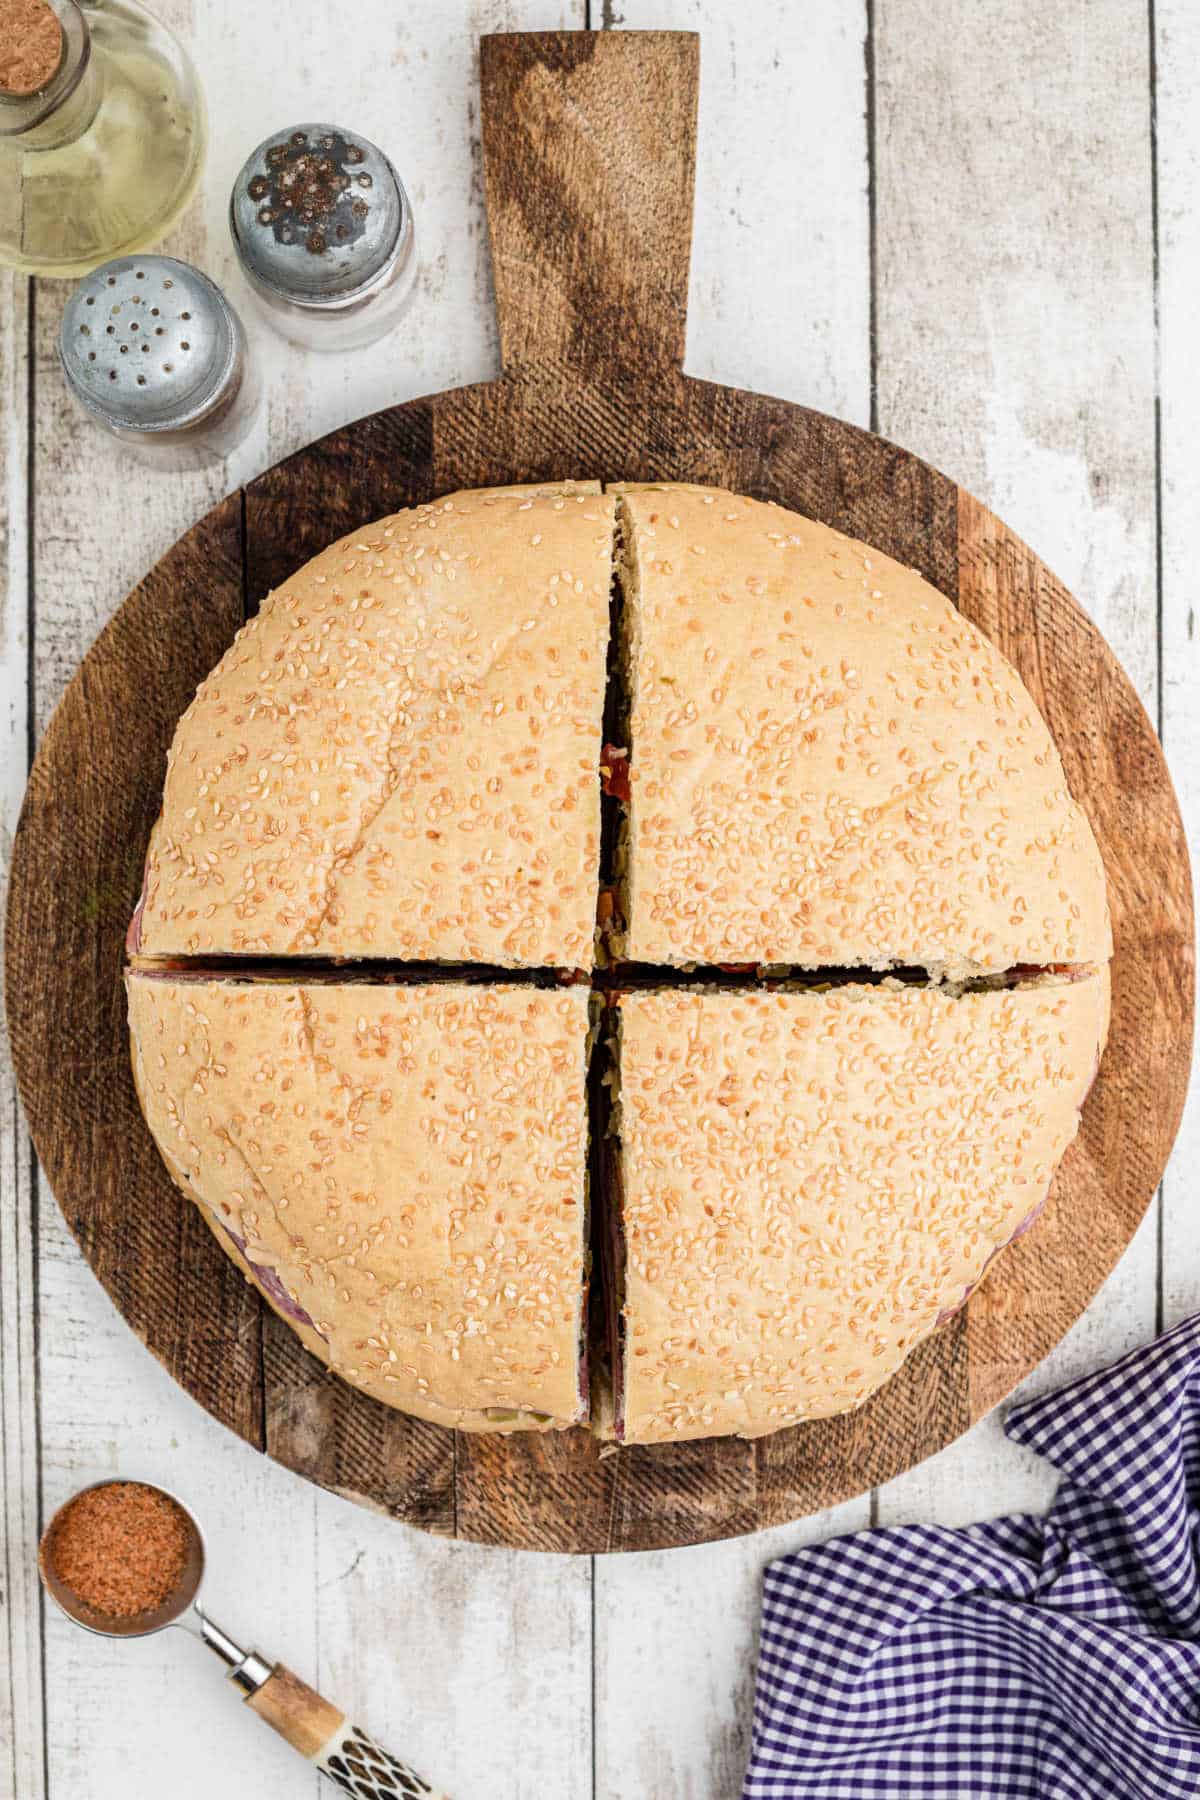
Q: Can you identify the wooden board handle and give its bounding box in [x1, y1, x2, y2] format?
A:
[480, 30, 699, 376]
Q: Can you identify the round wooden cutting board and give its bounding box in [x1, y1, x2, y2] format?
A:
[6, 31, 1194, 1553]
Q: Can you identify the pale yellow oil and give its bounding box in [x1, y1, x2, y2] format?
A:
[0, 2, 206, 279]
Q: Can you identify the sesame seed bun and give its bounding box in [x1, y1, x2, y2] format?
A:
[614, 484, 1110, 975]
[136, 485, 615, 968]
[124, 475, 1116, 1449]
[126, 974, 592, 1432]
[613, 972, 1109, 1444]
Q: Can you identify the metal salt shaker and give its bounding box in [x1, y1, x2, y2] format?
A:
[229, 123, 418, 352]
[58, 256, 258, 470]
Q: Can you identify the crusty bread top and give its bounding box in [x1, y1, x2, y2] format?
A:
[138, 485, 614, 967]
[615, 973, 1108, 1444]
[127, 976, 592, 1430]
[617, 484, 1111, 974]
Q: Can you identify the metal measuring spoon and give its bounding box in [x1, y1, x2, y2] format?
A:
[39, 1479, 449, 1798]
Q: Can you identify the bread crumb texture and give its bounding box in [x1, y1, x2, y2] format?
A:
[618, 484, 1110, 972]
[126, 976, 591, 1432]
[616, 974, 1108, 1444]
[139, 487, 614, 967]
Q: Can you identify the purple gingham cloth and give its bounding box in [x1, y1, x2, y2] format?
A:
[744, 1313, 1200, 1799]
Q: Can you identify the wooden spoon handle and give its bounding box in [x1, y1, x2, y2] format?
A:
[246, 1663, 448, 1797]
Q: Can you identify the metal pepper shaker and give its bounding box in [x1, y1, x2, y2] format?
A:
[229, 123, 418, 352]
[58, 255, 258, 470]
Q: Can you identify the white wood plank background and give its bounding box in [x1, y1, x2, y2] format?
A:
[2, 2, 1197, 1795]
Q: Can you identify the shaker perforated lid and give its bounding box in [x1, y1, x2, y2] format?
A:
[229, 123, 405, 306]
[59, 257, 240, 432]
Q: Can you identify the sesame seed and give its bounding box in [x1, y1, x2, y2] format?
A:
[128, 976, 592, 1431]
[615, 972, 1106, 1443]
[136, 488, 615, 967]
[617, 484, 1108, 973]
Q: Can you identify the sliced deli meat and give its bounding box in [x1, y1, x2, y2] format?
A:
[127, 975, 592, 1432]
[613, 974, 1108, 1445]
[615, 484, 1110, 975]
[136, 485, 614, 967]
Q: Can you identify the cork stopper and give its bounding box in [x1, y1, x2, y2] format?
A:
[0, 0, 64, 97]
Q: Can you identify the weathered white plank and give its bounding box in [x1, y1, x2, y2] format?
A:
[314, 1503, 592, 1800]
[191, 0, 543, 495]
[592, 5, 872, 1796]
[623, 0, 873, 428]
[1156, 2, 1200, 1333]
[595, 1513, 868, 1800]
[36, 1217, 327, 1797]
[25, 4, 309, 1786]
[0, 269, 46, 1800]
[875, 1, 1157, 701]
[874, 0, 1159, 1526]
[30, 5, 593, 1799]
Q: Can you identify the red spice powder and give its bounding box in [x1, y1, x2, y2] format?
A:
[44, 1482, 191, 1619]
[0, 0, 64, 97]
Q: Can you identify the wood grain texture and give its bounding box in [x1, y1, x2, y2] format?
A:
[481, 30, 697, 374]
[262, 1310, 453, 1538]
[247, 1666, 343, 1760]
[5, 27, 1192, 1560]
[245, 400, 436, 607]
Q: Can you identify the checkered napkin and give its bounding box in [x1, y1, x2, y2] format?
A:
[743, 1313, 1200, 1799]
